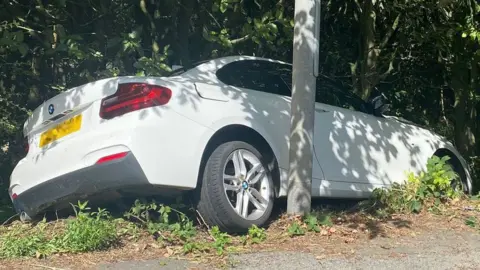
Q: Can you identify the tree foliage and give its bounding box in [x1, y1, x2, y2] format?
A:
[0, 0, 479, 196]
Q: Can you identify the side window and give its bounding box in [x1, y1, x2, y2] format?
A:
[315, 78, 370, 113]
[216, 60, 292, 97]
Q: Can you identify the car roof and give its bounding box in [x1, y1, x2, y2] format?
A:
[192, 55, 291, 73]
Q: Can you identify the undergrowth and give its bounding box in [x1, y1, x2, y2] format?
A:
[0, 197, 273, 259]
[284, 155, 473, 237]
[367, 155, 464, 216]
[0, 201, 118, 258]
[0, 156, 476, 259]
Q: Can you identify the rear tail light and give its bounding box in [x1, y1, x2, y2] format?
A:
[100, 83, 172, 119]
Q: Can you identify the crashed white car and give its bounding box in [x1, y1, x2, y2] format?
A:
[9, 56, 472, 232]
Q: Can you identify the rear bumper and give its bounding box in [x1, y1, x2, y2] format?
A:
[12, 152, 149, 217]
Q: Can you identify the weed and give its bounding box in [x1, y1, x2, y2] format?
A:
[124, 199, 198, 253]
[317, 213, 333, 227]
[369, 156, 461, 215]
[287, 221, 305, 237]
[210, 226, 231, 255]
[170, 216, 197, 243]
[0, 222, 52, 258]
[116, 219, 141, 240]
[247, 225, 267, 244]
[0, 201, 119, 258]
[303, 214, 320, 232]
[465, 216, 477, 228]
[54, 201, 118, 252]
[182, 241, 199, 253]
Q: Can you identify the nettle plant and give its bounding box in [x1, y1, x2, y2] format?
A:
[371, 155, 462, 214]
[421, 155, 461, 198]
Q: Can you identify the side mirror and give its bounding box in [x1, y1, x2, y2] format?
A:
[369, 94, 390, 117]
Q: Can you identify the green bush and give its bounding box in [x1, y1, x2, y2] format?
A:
[53, 201, 118, 252]
[124, 199, 198, 250]
[0, 225, 52, 258]
[370, 155, 462, 215]
[247, 225, 267, 244]
[0, 201, 119, 258]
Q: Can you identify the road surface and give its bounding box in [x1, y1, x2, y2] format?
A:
[96, 229, 480, 270]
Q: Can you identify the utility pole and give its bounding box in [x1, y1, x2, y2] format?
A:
[287, 0, 320, 215]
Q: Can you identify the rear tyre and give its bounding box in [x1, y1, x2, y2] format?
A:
[196, 141, 275, 233]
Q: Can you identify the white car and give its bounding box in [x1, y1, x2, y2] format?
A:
[9, 56, 472, 232]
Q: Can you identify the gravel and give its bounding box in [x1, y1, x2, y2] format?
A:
[96, 229, 480, 270]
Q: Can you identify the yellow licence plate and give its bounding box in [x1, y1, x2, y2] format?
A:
[39, 114, 82, 147]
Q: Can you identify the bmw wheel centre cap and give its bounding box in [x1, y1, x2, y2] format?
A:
[48, 104, 54, 115]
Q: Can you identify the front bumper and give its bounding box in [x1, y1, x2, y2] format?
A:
[12, 152, 149, 218]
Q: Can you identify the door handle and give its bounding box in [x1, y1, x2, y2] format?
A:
[315, 108, 329, 113]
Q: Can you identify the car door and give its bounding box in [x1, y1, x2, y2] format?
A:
[312, 81, 424, 196]
[212, 60, 326, 191]
[262, 63, 324, 185]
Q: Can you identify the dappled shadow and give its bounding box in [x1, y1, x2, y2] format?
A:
[266, 198, 413, 239]
[310, 198, 413, 240]
[6, 0, 455, 229]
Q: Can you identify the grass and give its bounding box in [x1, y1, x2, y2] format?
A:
[0, 155, 479, 267]
[0, 202, 119, 259]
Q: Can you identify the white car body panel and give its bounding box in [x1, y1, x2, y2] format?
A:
[11, 76, 212, 197]
[9, 55, 472, 216]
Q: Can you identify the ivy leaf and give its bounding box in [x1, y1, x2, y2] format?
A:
[275, 8, 284, 20]
[409, 200, 422, 213]
[14, 31, 24, 43]
[56, 43, 68, 52]
[107, 37, 122, 48]
[268, 23, 278, 34]
[220, 0, 228, 13]
[212, 2, 219, 12]
[17, 43, 28, 56]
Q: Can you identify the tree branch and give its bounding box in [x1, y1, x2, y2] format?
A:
[230, 35, 250, 45]
[380, 13, 401, 50]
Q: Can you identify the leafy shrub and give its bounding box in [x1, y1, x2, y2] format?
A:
[210, 226, 231, 255]
[0, 201, 118, 258]
[303, 214, 321, 233]
[0, 224, 52, 258]
[124, 199, 197, 250]
[287, 221, 305, 237]
[370, 155, 462, 215]
[247, 225, 267, 244]
[54, 201, 118, 252]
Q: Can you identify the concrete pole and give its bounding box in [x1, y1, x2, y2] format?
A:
[287, 0, 319, 215]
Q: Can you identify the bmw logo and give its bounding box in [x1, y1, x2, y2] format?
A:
[48, 104, 55, 115]
[242, 181, 249, 190]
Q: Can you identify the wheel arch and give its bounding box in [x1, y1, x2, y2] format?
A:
[196, 124, 281, 197]
[433, 148, 473, 194]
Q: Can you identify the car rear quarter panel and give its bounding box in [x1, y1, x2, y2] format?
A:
[173, 84, 292, 188]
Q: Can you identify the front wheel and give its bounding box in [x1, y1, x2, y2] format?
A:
[196, 141, 275, 233]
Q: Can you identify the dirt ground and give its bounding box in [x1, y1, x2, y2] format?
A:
[1, 200, 479, 270]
